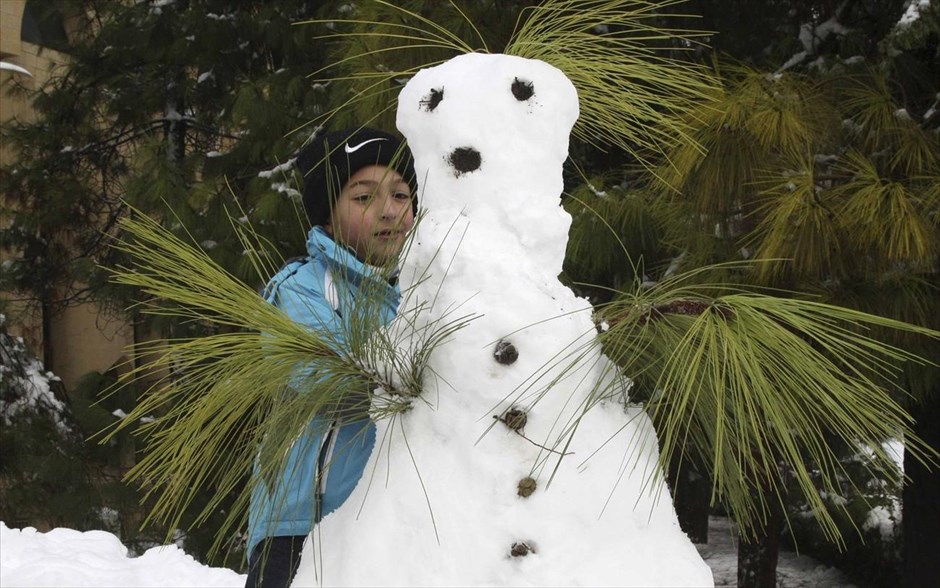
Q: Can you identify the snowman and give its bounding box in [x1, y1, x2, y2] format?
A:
[292, 53, 712, 587]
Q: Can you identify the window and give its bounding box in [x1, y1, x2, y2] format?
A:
[20, 1, 69, 53]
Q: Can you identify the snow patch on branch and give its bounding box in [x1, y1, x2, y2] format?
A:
[778, 13, 849, 73]
[899, 0, 932, 27]
[271, 182, 302, 200]
[0, 320, 70, 435]
[257, 158, 297, 179]
[799, 17, 846, 53]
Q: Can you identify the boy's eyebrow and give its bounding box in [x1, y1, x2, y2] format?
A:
[347, 180, 379, 189]
[347, 178, 410, 190]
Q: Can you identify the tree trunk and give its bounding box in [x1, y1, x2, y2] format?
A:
[40, 295, 54, 372]
[164, 93, 186, 164]
[902, 389, 940, 588]
[737, 484, 783, 588]
[668, 454, 711, 543]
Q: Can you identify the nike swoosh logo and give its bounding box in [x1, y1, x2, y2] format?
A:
[344, 137, 387, 154]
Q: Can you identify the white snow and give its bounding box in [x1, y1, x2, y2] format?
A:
[0, 517, 860, 587]
[271, 182, 302, 200]
[883, 438, 904, 472]
[798, 18, 845, 54]
[862, 440, 904, 541]
[0, 522, 244, 587]
[779, 16, 846, 72]
[0, 330, 70, 435]
[899, 0, 932, 27]
[696, 517, 858, 588]
[863, 506, 898, 541]
[257, 158, 297, 179]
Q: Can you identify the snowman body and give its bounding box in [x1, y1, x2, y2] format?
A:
[292, 53, 712, 587]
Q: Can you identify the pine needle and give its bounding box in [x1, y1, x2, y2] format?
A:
[592, 270, 939, 541]
[299, 0, 719, 167]
[100, 206, 471, 557]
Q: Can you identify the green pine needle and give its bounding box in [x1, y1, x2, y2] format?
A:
[298, 0, 719, 167]
[593, 271, 939, 543]
[101, 207, 472, 557]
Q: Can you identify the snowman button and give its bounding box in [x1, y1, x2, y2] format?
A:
[501, 407, 527, 431]
[493, 340, 518, 364]
[517, 476, 537, 497]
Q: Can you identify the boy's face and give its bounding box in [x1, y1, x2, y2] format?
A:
[326, 165, 415, 266]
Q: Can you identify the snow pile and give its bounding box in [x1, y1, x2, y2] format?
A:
[0, 522, 245, 588]
[1, 517, 863, 587]
[292, 53, 711, 587]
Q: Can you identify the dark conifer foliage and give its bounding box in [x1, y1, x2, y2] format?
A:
[1, 1, 334, 326]
[565, 2, 938, 587]
[1, 0, 355, 568]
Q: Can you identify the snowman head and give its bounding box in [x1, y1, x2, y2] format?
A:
[397, 53, 579, 215]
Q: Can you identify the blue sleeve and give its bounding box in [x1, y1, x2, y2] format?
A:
[264, 262, 347, 388]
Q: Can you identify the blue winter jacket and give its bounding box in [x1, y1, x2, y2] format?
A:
[246, 226, 400, 557]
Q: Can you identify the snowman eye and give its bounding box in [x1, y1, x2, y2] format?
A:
[420, 88, 444, 112]
[511, 77, 534, 101]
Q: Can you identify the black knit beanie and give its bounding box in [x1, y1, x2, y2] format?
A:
[296, 127, 418, 227]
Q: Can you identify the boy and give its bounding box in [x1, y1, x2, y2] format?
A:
[245, 127, 417, 588]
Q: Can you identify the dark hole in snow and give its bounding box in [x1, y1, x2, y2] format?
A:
[448, 147, 481, 176]
[511, 77, 534, 101]
[420, 88, 444, 112]
[517, 476, 537, 498]
[493, 340, 518, 364]
[511, 542, 535, 557]
[501, 407, 527, 432]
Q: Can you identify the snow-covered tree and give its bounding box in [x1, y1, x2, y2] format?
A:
[0, 314, 98, 530]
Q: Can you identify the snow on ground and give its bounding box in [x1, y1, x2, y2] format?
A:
[696, 517, 858, 588]
[0, 522, 244, 588]
[1, 517, 859, 588]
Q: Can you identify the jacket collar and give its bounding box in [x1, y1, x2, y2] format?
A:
[306, 226, 398, 285]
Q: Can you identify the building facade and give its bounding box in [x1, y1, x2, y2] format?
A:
[2, 0, 134, 392]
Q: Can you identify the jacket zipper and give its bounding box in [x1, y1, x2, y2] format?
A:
[314, 420, 338, 521]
